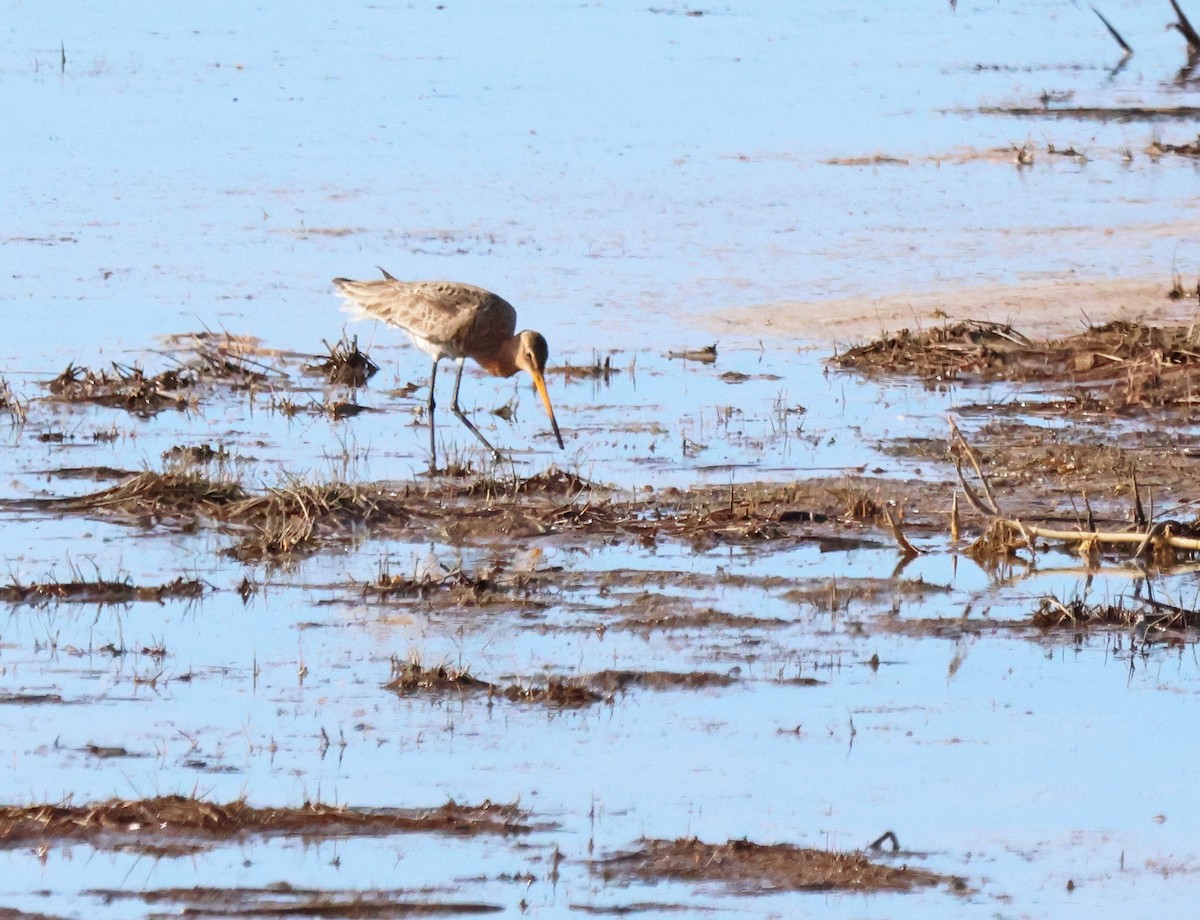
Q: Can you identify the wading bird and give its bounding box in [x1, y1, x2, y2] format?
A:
[334, 269, 564, 468]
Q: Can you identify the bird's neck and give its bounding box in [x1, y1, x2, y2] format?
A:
[474, 335, 522, 378]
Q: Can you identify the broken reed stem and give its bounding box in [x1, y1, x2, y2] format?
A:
[948, 417, 1000, 514]
[882, 506, 924, 557]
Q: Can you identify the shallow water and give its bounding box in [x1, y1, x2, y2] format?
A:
[6, 0, 1200, 359]
[4, 1, 1200, 917]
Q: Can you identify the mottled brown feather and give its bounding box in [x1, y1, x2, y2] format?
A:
[334, 278, 517, 365]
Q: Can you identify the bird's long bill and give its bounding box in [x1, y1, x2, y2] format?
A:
[531, 369, 565, 449]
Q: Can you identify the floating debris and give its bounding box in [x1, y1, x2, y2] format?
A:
[667, 344, 718, 363]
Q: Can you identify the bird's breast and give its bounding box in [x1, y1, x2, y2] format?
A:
[405, 331, 454, 361]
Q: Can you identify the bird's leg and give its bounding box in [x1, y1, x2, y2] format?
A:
[449, 358, 502, 461]
[427, 358, 439, 473]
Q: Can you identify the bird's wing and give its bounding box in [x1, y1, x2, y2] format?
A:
[336, 278, 516, 351]
[399, 282, 516, 348]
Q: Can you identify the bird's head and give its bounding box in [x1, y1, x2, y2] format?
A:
[515, 330, 564, 450]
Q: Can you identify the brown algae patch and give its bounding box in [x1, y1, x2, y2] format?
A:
[595, 837, 965, 894]
[0, 795, 532, 851]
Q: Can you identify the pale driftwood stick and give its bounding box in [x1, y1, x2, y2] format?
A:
[1000, 519, 1200, 553]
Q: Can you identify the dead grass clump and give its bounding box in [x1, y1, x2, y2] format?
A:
[225, 482, 411, 560]
[516, 468, 593, 496]
[14, 470, 940, 562]
[48, 363, 196, 416]
[830, 485, 884, 523]
[385, 655, 492, 694]
[596, 837, 964, 894]
[185, 337, 277, 389]
[0, 795, 531, 850]
[833, 320, 1033, 381]
[0, 576, 204, 607]
[305, 335, 379, 387]
[45, 335, 284, 418]
[1030, 596, 1137, 629]
[1031, 595, 1200, 633]
[452, 468, 596, 501]
[52, 470, 246, 522]
[12, 472, 410, 560]
[364, 562, 519, 607]
[500, 677, 606, 708]
[835, 320, 1200, 412]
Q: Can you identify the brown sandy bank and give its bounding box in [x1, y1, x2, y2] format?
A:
[709, 276, 1197, 347]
